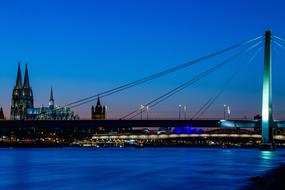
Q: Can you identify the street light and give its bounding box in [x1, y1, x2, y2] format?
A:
[224, 104, 227, 120]
[146, 106, 149, 120]
[178, 104, 182, 120]
[140, 105, 145, 120]
[227, 105, 231, 119]
[183, 105, 187, 120]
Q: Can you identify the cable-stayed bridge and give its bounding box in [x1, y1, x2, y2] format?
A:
[1, 30, 285, 150]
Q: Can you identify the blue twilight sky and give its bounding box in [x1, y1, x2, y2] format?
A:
[0, 0, 285, 119]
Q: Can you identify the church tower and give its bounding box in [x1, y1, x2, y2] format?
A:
[11, 63, 23, 120]
[91, 97, 106, 120]
[10, 63, 34, 120]
[22, 63, 34, 118]
[49, 87, 54, 109]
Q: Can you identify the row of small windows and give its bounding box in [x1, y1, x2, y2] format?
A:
[14, 91, 33, 97]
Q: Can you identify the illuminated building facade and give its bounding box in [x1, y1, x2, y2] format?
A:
[91, 98, 106, 120]
[10, 63, 78, 120]
[10, 63, 34, 120]
[27, 88, 79, 120]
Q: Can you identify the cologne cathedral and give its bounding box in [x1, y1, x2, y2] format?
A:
[11, 63, 78, 120]
[10, 63, 34, 120]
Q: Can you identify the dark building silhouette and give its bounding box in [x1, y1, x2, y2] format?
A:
[91, 98, 106, 120]
[10, 63, 34, 120]
[254, 114, 262, 120]
[0, 107, 5, 120]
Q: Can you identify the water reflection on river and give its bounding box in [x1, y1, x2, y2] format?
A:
[0, 148, 284, 190]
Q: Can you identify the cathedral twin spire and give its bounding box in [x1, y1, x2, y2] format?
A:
[15, 62, 31, 89]
[15, 62, 22, 88]
[11, 62, 34, 120]
[23, 63, 30, 88]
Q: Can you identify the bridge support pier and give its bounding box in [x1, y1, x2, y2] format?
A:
[260, 30, 275, 151]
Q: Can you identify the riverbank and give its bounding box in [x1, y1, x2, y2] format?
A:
[244, 163, 285, 190]
[0, 142, 258, 148]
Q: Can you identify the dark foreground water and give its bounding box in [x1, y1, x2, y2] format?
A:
[0, 148, 284, 190]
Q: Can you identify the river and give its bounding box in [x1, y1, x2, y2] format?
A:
[0, 148, 284, 190]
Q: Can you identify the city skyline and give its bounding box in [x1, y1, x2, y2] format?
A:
[0, 0, 285, 119]
[1, 1, 285, 190]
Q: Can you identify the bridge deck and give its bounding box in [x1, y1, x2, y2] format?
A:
[0, 119, 270, 129]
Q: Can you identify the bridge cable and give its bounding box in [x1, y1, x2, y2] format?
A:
[192, 46, 263, 119]
[120, 41, 262, 120]
[270, 38, 285, 63]
[67, 36, 263, 108]
[273, 35, 285, 43]
[194, 46, 262, 119]
[273, 46, 285, 64]
[130, 41, 263, 120]
[273, 41, 285, 51]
